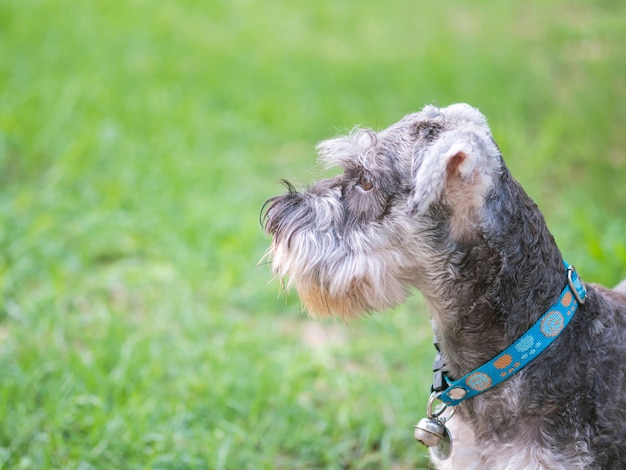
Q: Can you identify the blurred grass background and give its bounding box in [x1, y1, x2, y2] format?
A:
[0, 0, 625, 468]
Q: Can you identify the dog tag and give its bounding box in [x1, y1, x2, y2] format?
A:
[431, 424, 452, 461]
[415, 392, 455, 460]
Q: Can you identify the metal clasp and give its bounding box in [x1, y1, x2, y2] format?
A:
[426, 391, 456, 422]
[567, 265, 587, 305]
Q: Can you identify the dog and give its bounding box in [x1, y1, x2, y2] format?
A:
[261, 103, 626, 469]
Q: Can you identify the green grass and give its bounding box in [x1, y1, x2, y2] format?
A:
[1, 0, 625, 468]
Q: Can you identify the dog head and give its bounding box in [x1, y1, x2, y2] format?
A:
[262, 103, 504, 318]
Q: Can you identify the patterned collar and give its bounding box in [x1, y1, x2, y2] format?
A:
[432, 262, 587, 407]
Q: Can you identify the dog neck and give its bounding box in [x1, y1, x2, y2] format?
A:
[420, 169, 566, 381]
[435, 262, 586, 406]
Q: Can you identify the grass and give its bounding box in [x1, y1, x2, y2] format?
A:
[0, 0, 625, 468]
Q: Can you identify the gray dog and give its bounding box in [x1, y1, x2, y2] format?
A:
[261, 103, 626, 469]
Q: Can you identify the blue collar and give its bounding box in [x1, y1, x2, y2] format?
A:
[435, 262, 587, 407]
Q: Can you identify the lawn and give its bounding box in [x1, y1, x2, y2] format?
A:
[1, 0, 625, 469]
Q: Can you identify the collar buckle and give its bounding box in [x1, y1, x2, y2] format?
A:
[431, 346, 448, 393]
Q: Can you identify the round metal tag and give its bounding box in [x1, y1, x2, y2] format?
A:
[431, 425, 452, 460]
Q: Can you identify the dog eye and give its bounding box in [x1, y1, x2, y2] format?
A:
[358, 175, 374, 191]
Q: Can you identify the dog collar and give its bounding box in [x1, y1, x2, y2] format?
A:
[433, 262, 587, 407]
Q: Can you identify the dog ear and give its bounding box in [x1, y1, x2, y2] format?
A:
[409, 131, 493, 215]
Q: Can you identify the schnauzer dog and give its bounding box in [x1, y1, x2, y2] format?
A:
[261, 103, 626, 469]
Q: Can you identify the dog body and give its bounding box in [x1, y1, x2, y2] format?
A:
[262, 104, 626, 469]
